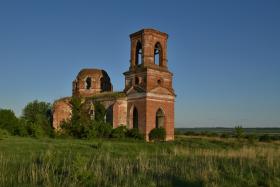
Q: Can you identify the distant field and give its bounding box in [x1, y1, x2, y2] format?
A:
[0, 136, 280, 186]
[176, 127, 280, 135]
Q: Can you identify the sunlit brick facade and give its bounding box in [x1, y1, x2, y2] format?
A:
[53, 28, 175, 141]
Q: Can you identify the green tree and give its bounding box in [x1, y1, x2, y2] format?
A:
[61, 97, 92, 138]
[22, 100, 53, 137]
[61, 98, 113, 139]
[0, 109, 20, 135]
[234, 125, 244, 139]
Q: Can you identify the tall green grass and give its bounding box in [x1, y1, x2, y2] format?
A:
[0, 136, 280, 186]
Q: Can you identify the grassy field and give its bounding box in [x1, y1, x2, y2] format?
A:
[0, 136, 280, 187]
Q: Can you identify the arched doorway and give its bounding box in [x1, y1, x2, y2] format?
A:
[133, 107, 138, 128]
[156, 108, 165, 128]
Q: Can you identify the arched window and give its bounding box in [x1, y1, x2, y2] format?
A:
[86, 77, 92, 90]
[156, 108, 165, 128]
[135, 41, 142, 66]
[133, 107, 138, 129]
[154, 42, 162, 66]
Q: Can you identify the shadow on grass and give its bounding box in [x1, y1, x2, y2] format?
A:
[150, 171, 203, 187]
[171, 176, 203, 187]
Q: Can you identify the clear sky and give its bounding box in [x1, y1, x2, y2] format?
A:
[0, 0, 279, 127]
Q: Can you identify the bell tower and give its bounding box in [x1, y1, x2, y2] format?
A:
[124, 28, 175, 141]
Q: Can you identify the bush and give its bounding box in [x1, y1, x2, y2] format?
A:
[220, 133, 230, 138]
[93, 121, 112, 138]
[271, 135, 280, 141]
[126, 128, 143, 140]
[235, 126, 244, 139]
[184, 131, 198, 136]
[174, 130, 184, 135]
[149, 127, 166, 141]
[26, 123, 45, 138]
[0, 129, 10, 140]
[14, 119, 29, 136]
[110, 126, 127, 139]
[259, 134, 271, 142]
[207, 132, 219, 137]
[246, 134, 258, 144]
[200, 131, 209, 136]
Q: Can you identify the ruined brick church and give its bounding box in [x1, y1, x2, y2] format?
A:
[53, 29, 175, 141]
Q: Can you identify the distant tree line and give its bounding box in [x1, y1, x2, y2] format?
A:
[177, 126, 280, 143]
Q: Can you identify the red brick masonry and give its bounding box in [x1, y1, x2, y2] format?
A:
[53, 28, 175, 141]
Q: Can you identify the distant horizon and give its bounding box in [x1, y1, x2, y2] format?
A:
[175, 127, 280, 129]
[0, 0, 279, 128]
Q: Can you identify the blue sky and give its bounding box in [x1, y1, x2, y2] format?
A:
[0, 0, 279, 127]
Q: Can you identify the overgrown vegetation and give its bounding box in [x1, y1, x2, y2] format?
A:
[0, 98, 144, 140]
[90, 91, 126, 100]
[59, 97, 113, 139]
[60, 97, 144, 140]
[0, 136, 280, 186]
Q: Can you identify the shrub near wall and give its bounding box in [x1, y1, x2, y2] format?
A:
[149, 127, 166, 141]
[110, 126, 127, 139]
[126, 128, 144, 140]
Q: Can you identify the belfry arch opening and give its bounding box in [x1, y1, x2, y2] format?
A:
[154, 42, 162, 66]
[135, 41, 142, 66]
[156, 108, 165, 128]
[133, 107, 138, 129]
[85, 77, 92, 90]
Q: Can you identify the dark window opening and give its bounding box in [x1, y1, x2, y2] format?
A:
[156, 108, 165, 128]
[105, 105, 113, 125]
[100, 77, 106, 91]
[135, 77, 140, 85]
[90, 109, 95, 120]
[157, 79, 162, 85]
[135, 41, 142, 66]
[133, 107, 138, 129]
[86, 77, 92, 90]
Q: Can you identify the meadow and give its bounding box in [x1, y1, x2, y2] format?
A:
[0, 134, 280, 187]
